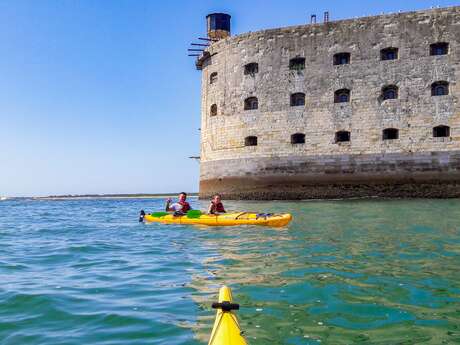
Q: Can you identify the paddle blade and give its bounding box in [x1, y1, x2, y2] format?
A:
[186, 210, 202, 218]
[150, 212, 169, 218]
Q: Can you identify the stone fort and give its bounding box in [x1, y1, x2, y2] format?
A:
[193, 6, 460, 199]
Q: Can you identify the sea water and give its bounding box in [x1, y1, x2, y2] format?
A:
[0, 197, 459, 344]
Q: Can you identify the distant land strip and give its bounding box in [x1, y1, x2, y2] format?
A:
[36, 193, 199, 200]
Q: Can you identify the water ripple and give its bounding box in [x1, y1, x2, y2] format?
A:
[0, 198, 460, 344]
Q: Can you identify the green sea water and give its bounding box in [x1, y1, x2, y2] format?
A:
[0, 198, 459, 344]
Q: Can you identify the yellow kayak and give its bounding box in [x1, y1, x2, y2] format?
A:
[142, 212, 292, 227]
[208, 286, 248, 345]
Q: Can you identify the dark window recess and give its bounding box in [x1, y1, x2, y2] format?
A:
[381, 47, 399, 60]
[430, 42, 449, 56]
[291, 133, 305, 144]
[244, 97, 258, 110]
[245, 136, 258, 146]
[333, 52, 350, 65]
[210, 72, 218, 84]
[244, 62, 259, 75]
[382, 128, 399, 140]
[433, 125, 450, 137]
[334, 89, 350, 103]
[382, 85, 398, 100]
[335, 131, 350, 143]
[431, 81, 449, 96]
[289, 57, 305, 71]
[210, 104, 217, 116]
[290, 93, 305, 106]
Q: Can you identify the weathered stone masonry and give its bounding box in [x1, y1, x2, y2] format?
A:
[198, 7, 460, 199]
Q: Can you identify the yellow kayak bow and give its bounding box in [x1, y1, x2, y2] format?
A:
[208, 286, 248, 345]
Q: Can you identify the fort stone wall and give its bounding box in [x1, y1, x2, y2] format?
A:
[198, 6, 460, 199]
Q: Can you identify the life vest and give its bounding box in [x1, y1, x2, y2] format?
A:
[179, 201, 191, 212]
[211, 201, 225, 213]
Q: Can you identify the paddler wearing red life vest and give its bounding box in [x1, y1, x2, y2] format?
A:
[208, 194, 226, 215]
[165, 192, 191, 214]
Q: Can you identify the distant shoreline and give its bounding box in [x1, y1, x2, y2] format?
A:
[35, 193, 199, 200]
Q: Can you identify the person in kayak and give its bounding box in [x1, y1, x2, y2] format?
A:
[165, 192, 192, 215]
[208, 194, 226, 214]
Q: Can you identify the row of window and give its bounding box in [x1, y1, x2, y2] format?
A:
[331, 42, 449, 66]
[243, 126, 451, 146]
[209, 81, 449, 115]
[208, 43, 450, 83]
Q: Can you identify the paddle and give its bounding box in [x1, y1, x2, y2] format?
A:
[186, 210, 202, 218]
[150, 211, 169, 218]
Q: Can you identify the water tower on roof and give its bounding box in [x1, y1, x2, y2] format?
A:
[206, 13, 231, 40]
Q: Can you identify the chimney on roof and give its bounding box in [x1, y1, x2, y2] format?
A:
[324, 11, 330, 23]
[311, 14, 316, 24]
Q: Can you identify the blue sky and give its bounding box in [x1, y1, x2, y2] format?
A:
[0, 0, 457, 196]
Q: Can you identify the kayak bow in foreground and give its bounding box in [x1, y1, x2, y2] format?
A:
[208, 286, 248, 345]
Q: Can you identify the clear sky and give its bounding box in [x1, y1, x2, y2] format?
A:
[0, 0, 457, 197]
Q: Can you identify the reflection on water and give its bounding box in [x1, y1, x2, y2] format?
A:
[191, 199, 460, 344]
